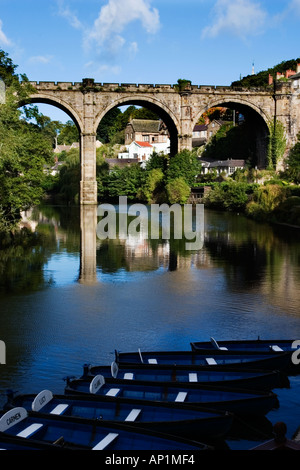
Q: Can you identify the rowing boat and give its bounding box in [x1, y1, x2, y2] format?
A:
[63, 374, 280, 416]
[191, 337, 299, 354]
[114, 348, 292, 371]
[4, 389, 233, 439]
[81, 362, 289, 390]
[0, 406, 210, 450]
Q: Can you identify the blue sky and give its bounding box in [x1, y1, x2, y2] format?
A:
[0, 0, 299, 121]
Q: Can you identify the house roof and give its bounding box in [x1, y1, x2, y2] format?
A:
[135, 141, 153, 148]
[209, 159, 245, 168]
[129, 119, 161, 133]
[193, 124, 207, 132]
[290, 72, 300, 80]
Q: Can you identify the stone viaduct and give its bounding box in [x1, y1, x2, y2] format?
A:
[26, 78, 300, 205]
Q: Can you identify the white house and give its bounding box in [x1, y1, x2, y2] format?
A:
[118, 139, 170, 167]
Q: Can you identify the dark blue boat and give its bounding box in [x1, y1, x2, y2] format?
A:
[0, 433, 70, 450]
[63, 374, 280, 416]
[0, 407, 209, 450]
[4, 389, 233, 439]
[82, 362, 289, 390]
[115, 348, 292, 371]
[191, 338, 299, 354]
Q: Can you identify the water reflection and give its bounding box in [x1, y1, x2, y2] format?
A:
[0, 204, 299, 317]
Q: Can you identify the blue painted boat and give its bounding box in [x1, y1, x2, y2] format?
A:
[0, 407, 209, 450]
[82, 362, 289, 391]
[63, 374, 280, 416]
[191, 337, 300, 354]
[115, 348, 292, 371]
[0, 433, 70, 450]
[4, 389, 233, 439]
[83, 361, 289, 390]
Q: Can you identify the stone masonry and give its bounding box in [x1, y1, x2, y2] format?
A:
[26, 79, 300, 204]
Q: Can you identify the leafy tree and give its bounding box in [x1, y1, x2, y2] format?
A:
[267, 119, 286, 170]
[166, 177, 191, 204]
[0, 51, 53, 231]
[138, 168, 164, 203]
[167, 150, 200, 186]
[283, 133, 300, 183]
[57, 120, 79, 145]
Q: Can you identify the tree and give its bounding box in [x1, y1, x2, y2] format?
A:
[0, 50, 53, 232]
[57, 120, 79, 145]
[167, 150, 200, 186]
[284, 133, 300, 183]
[267, 119, 286, 170]
[166, 177, 191, 204]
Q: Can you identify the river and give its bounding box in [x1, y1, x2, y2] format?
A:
[0, 203, 299, 450]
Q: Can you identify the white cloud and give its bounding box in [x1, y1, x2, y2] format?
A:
[57, 0, 83, 30]
[0, 19, 12, 46]
[85, 0, 160, 54]
[289, 0, 300, 14]
[28, 55, 53, 64]
[202, 0, 267, 39]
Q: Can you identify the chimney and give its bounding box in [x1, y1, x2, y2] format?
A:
[268, 74, 273, 85]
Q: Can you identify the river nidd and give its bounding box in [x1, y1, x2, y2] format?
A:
[0, 203, 299, 450]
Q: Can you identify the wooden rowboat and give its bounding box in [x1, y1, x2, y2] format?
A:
[114, 348, 292, 372]
[0, 406, 210, 450]
[82, 362, 290, 390]
[63, 374, 280, 416]
[4, 389, 233, 439]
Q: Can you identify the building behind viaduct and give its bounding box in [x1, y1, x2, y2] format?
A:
[25, 78, 300, 205]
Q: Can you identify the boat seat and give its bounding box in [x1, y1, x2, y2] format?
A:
[189, 373, 197, 382]
[175, 392, 187, 402]
[206, 358, 217, 365]
[50, 404, 69, 415]
[123, 373, 134, 380]
[125, 409, 141, 422]
[148, 359, 158, 364]
[106, 388, 121, 397]
[270, 345, 283, 352]
[92, 432, 118, 450]
[17, 423, 43, 438]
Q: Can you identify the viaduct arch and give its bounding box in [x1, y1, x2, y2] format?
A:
[25, 78, 300, 204]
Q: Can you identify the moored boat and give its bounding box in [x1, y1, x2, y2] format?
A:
[82, 362, 289, 390]
[191, 337, 299, 355]
[115, 348, 292, 372]
[63, 374, 280, 416]
[0, 406, 210, 450]
[4, 389, 233, 439]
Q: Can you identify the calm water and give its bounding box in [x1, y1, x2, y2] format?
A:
[0, 203, 299, 450]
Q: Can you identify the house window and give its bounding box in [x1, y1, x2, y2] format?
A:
[143, 135, 149, 142]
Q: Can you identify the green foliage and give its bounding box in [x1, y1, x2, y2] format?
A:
[267, 119, 286, 169]
[105, 164, 145, 201]
[283, 133, 300, 183]
[54, 148, 80, 203]
[174, 79, 192, 92]
[166, 177, 191, 204]
[167, 150, 200, 186]
[57, 120, 79, 145]
[204, 182, 253, 212]
[0, 51, 54, 231]
[231, 58, 300, 88]
[137, 168, 165, 203]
